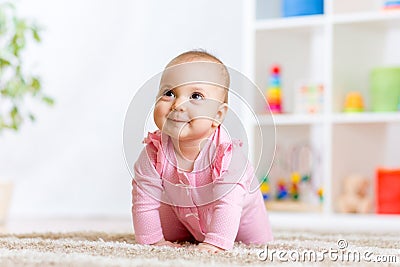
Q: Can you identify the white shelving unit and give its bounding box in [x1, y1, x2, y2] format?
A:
[243, 0, 400, 231]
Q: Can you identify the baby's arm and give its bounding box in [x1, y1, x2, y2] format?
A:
[132, 147, 166, 245]
[200, 145, 251, 250]
[201, 182, 247, 250]
[132, 179, 164, 244]
[132, 181, 180, 248]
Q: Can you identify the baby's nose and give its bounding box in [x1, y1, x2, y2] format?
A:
[171, 96, 187, 111]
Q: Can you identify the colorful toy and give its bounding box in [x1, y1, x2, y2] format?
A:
[383, 1, 400, 10]
[276, 178, 289, 200]
[317, 187, 323, 202]
[266, 65, 283, 114]
[260, 176, 271, 201]
[289, 172, 301, 200]
[294, 83, 324, 113]
[337, 174, 372, 213]
[267, 143, 323, 203]
[344, 91, 364, 112]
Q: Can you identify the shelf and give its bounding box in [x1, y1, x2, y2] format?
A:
[255, 15, 325, 31]
[249, 0, 400, 229]
[257, 114, 324, 126]
[266, 200, 322, 213]
[269, 212, 400, 232]
[255, 10, 400, 30]
[332, 112, 400, 124]
[332, 10, 400, 26]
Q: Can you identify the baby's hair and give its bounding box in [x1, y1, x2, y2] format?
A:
[165, 49, 230, 103]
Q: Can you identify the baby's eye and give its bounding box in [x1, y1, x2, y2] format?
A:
[190, 92, 204, 100]
[162, 90, 175, 98]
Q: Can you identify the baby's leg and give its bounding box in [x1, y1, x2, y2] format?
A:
[159, 203, 195, 243]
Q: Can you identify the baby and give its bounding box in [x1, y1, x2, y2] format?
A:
[132, 50, 273, 252]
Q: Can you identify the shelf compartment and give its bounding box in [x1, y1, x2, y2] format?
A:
[255, 27, 325, 114]
[332, 19, 400, 113]
[256, 124, 325, 210]
[332, 123, 400, 213]
[332, 112, 400, 124]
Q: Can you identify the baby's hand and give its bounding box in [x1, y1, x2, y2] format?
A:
[196, 242, 224, 253]
[152, 238, 181, 248]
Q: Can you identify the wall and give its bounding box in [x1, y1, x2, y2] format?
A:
[0, 0, 244, 218]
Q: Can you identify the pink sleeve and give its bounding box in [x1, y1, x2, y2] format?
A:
[204, 143, 253, 250]
[131, 144, 164, 245]
[203, 183, 247, 250]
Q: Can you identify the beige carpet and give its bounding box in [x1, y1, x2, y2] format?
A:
[0, 230, 399, 266]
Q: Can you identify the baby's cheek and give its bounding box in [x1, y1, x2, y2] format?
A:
[189, 118, 214, 130]
[153, 106, 167, 129]
[192, 104, 219, 119]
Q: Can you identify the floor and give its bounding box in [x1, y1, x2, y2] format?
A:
[1, 226, 398, 266]
[0, 217, 133, 234]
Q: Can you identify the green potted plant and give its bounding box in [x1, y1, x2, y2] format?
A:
[0, 2, 53, 224]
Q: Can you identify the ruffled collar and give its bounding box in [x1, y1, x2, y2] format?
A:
[143, 126, 239, 175]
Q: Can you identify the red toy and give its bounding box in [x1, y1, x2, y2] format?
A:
[376, 168, 400, 214]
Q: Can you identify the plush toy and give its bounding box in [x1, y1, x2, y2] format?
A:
[337, 175, 372, 213]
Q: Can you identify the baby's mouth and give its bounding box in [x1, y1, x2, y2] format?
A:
[169, 118, 190, 123]
[168, 113, 190, 123]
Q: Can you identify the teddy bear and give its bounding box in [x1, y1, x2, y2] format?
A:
[337, 174, 372, 213]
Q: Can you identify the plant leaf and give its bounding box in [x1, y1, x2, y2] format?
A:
[42, 96, 54, 105]
[31, 26, 41, 42]
[28, 113, 35, 122]
[30, 77, 41, 95]
[0, 57, 11, 68]
[0, 1, 52, 133]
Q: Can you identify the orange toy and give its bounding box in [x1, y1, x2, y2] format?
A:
[344, 91, 364, 112]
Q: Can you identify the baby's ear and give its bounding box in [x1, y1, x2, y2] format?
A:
[212, 103, 228, 127]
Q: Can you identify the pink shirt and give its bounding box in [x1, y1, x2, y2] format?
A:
[132, 126, 273, 250]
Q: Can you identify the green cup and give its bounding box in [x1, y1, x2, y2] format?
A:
[370, 67, 400, 112]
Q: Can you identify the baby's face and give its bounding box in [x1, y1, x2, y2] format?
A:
[154, 80, 227, 142]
